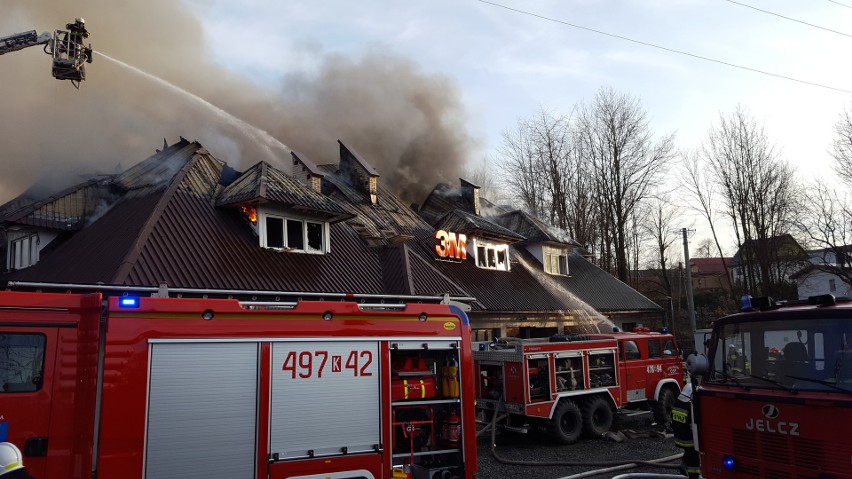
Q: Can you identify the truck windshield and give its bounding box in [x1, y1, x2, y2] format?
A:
[707, 318, 852, 393]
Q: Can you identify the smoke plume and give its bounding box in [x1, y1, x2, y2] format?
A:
[0, 0, 476, 206]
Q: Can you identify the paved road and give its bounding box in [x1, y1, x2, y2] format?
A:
[475, 413, 686, 479]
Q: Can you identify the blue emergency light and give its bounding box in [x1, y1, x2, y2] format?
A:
[119, 297, 140, 308]
[722, 454, 735, 470]
[740, 295, 752, 311]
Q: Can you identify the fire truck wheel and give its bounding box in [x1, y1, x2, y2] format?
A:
[548, 399, 583, 444]
[581, 396, 613, 438]
[652, 386, 676, 428]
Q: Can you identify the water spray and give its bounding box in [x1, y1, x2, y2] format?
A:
[95, 51, 291, 165]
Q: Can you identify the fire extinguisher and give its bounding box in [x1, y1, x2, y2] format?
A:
[441, 410, 461, 448]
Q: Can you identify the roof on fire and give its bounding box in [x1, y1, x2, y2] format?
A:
[0, 137, 658, 325]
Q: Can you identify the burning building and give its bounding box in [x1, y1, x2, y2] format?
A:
[0, 137, 661, 337]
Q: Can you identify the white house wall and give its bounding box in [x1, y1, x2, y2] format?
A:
[796, 269, 852, 299]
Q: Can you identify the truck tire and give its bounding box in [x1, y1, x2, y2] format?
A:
[652, 386, 676, 428]
[581, 395, 613, 438]
[548, 399, 583, 444]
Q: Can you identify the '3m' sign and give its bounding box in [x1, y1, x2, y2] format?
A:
[435, 230, 467, 261]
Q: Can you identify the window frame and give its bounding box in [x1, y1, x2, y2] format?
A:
[259, 211, 328, 254]
[473, 239, 510, 271]
[0, 333, 47, 393]
[10, 233, 38, 270]
[544, 251, 568, 275]
[648, 338, 661, 358]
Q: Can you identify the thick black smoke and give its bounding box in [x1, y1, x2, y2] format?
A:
[0, 1, 477, 205]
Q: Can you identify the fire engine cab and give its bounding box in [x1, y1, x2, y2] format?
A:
[688, 294, 852, 479]
[474, 330, 683, 444]
[0, 289, 477, 479]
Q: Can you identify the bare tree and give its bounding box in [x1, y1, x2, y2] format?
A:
[832, 103, 852, 186]
[576, 87, 675, 282]
[679, 149, 733, 294]
[497, 121, 546, 217]
[693, 238, 714, 258]
[794, 182, 852, 286]
[463, 157, 508, 205]
[644, 195, 681, 298]
[700, 106, 801, 297]
[497, 107, 599, 249]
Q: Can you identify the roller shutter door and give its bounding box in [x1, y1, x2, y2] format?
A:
[270, 340, 380, 460]
[145, 342, 259, 479]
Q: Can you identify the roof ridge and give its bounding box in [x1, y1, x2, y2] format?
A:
[111, 141, 203, 284]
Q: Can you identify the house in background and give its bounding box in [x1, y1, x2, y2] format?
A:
[790, 246, 852, 299]
[690, 257, 733, 293]
[730, 234, 809, 299]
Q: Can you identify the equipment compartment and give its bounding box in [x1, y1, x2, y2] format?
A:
[390, 342, 464, 473]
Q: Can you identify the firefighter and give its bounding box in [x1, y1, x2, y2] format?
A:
[64, 17, 93, 63]
[66, 18, 89, 42]
[671, 382, 700, 479]
[727, 344, 747, 374]
[0, 442, 33, 479]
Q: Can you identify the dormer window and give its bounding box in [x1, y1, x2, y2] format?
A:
[474, 239, 510, 271]
[544, 250, 568, 275]
[258, 210, 329, 254]
[10, 233, 38, 270]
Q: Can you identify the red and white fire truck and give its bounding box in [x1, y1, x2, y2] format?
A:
[0, 289, 478, 479]
[688, 294, 852, 479]
[474, 330, 684, 444]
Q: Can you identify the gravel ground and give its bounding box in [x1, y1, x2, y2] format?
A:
[475, 413, 687, 479]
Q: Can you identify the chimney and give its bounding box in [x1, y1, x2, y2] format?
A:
[338, 140, 380, 205]
[459, 178, 480, 216]
[291, 151, 324, 193]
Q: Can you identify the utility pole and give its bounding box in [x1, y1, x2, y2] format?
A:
[682, 228, 697, 338]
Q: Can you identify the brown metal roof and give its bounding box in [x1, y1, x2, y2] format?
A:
[494, 210, 580, 246]
[433, 209, 526, 244]
[217, 161, 353, 222]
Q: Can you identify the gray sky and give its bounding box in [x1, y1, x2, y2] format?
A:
[185, 0, 851, 164]
[2, 0, 851, 252]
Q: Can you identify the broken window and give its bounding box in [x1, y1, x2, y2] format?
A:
[286, 219, 304, 250]
[474, 240, 510, 271]
[260, 212, 327, 254]
[306, 222, 323, 252]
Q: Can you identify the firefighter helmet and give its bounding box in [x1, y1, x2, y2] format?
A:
[76, 18, 86, 25]
[0, 442, 24, 476]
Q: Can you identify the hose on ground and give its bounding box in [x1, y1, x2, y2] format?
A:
[485, 397, 684, 470]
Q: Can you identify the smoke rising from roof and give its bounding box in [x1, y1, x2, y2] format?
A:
[0, 1, 477, 206]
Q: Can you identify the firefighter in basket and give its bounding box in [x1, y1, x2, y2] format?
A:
[671, 381, 700, 479]
[0, 442, 34, 479]
[63, 17, 93, 64]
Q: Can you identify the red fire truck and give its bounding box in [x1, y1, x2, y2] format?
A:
[0, 289, 478, 479]
[688, 294, 852, 479]
[474, 330, 683, 444]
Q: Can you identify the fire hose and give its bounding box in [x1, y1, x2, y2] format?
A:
[484, 396, 685, 474]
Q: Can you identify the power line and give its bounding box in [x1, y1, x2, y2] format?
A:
[724, 0, 852, 39]
[476, 0, 852, 95]
[827, 0, 852, 9]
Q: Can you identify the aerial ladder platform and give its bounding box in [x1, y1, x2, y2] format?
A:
[0, 20, 93, 88]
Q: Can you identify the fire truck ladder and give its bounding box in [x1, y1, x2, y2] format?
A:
[4, 281, 477, 310]
[0, 30, 52, 55]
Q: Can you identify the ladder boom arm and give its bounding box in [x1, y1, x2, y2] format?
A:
[0, 30, 52, 56]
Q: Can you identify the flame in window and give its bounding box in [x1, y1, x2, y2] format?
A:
[241, 206, 257, 224]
